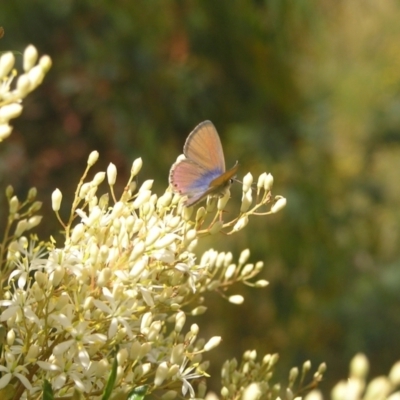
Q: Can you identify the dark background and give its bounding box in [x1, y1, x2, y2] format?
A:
[1, 0, 400, 394]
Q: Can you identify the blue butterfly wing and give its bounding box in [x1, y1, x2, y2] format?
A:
[169, 158, 222, 205]
[183, 121, 226, 174]
[170, 120, 235, 206]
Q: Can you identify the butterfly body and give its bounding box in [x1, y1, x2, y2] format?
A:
[169, 120, 238, 206]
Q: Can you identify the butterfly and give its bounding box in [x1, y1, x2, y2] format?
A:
[169, 120, 238, 206]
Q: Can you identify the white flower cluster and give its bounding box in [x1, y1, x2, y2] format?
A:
[0, 45, 51, 141]
[305, 354, 400, 400]
[0, 152, 285, 399]
[216, 350, 325, 400]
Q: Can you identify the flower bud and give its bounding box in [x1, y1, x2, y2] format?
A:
[302, 360, 312, 374]
[204, 336, 222, 351]
[15, 220, 28, 237]
[254, 280, 269, 288]
[240, 190, 252, 213]
[27, 187, 37, 201]
[196, 207, 206, 222]
[9, 195, 19, 214]
[175, 311, 186, 333]
[241, 263, 254, 277]
[7, 329, 15, 346]
[232, 216, 248, 232]
[16, 74, 30, 96]
[304, 390, 323, 400]
[209, 221, 224, 235]
[39, 55, 52, 72]
[140, 312, 153, 334]
[155, 362, 169, 386]
[242, 383, 262, 400]
[271, 196, 287, 213]
[23, 45, 38, 72]
[51, 266, 65, 287]
[87, 151, 99, 166]
[225, 264, 237, 280]
[257, 173, 266, 194]
[228, 295, 244, 305]
[139, 180, 153, 191]
[289, 367, 299, 384]
[264, 173, 274, 192]
[129, 241, 145, 262]
[133, 190, 151, 209]
[27, 216, 42, 229]
[130, 259, 147, 279]
[71, 223, 85, 244]
[154, 233, 176, 250]
[147, 321, 162, 340]
[97, 267, 112, 287]
[239, 249, 250, 265]
[242, 173, 253, 193]
[191, 306, 207, 316]
[29, 201, 42, 214]
[92, 172, 105, 186]
[107, 163, 117, 185]
[162, 391, 178, 400]
[145, 227, 161, 247]
[28, 65, 44, 87]
[158, 192, 173, 208]
[26, 344, 40, 362]
[51, 189, 62, 212]
[170, 343, 185, 365]
[5, 185, 14, 199]
[0, 103, 23, 122]
[217, 190, 230, 210]
[0, 52, 15, 78]
[350, 353, 369, 379]
[131, 158, 143, 176]
[184, 229, 197, 246]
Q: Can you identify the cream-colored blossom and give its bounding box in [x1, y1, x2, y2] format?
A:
[0, 145, 285, 398]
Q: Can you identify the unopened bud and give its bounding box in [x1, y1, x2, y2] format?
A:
[92, 172, 105, 186]
[0, 103, 23, 122]
[271, 196, 286, 213]
[107, 163, 117, 185]
[209, 221, 224, 235]
[240, 190, 252, 213]
[217, 190, 231, 210]
[233, 216, 248, 232]
[242, 173, 253, 193]
[0, 52, 15, 78]
[87, 151, 99, 166]
[39, 55, 52, 72]
[131, 158, 143, 176]
[204, 336, 222, 351]
[264, 173, 274, 192]
[16, 74, 30, 96]
[23, 45, 38, 72]
[51, 189, 62, 212]
[228, 295, 244, 305]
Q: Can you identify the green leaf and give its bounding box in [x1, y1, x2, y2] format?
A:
[101, 356, 118, 400]
[127, 385, 149, 400]
[42, 380, 54, 400]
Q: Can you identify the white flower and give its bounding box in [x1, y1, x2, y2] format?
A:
[0, 352, 32, 390]
[176, 357, 205, 398]
[174, 254, 203, 293]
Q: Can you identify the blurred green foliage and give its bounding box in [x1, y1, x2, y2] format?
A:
[1, 0, 400, 394]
